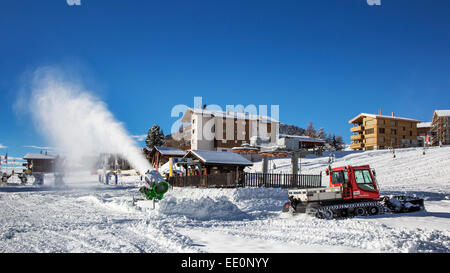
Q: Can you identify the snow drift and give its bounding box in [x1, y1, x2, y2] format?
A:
[159, 196, 248, 220]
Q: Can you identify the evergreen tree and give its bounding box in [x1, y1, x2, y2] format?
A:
[335, 135, 345, 150]
[145, 124, 165, 149]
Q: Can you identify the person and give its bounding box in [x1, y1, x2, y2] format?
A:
[18, 173, 27, 185]
[1, 172, 8, 184]
[33, 173, 44, 185]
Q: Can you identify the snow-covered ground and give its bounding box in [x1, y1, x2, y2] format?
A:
[1, 146, 449, 253]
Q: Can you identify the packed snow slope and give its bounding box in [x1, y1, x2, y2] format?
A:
[1, 147, 449, 253]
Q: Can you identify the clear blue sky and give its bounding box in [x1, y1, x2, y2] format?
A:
[1, 0, 449, 158]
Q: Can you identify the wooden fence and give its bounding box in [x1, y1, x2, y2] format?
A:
[168, 172, 322, 189]
[243, 172, 322, 188]
[168, 173, 237, 188]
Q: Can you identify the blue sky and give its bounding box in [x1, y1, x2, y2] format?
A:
[1, 0, 449, 158]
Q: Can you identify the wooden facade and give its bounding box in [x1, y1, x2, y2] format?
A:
[183, 150, 253, 180]
[23, 153, 56, 173]
[349, 112, 420, 150]
[430, 110, 450, 146]
[145, 146, 187, 170]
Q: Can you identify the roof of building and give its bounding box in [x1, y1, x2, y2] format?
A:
[348, 113, 421, 124]
[279, 134, 325, 143]
[152, 146, 187, 157]
[181, 107, 279, 123]
[23, 153, 57, 160]
[434, 110, 450, 117]
[186, 150, 253, 166]
[417, 122, 432, 128]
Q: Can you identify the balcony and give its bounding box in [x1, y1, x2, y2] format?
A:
[350, 143, 363, 150]
[350, 134, 363, 141]
[350, 126, 364, 133]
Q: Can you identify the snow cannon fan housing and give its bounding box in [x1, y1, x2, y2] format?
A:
[140, 173, 169, 200]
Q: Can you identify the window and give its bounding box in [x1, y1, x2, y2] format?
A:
[379, 128, 385, 134]
[409, 131, 412, 136]
[390, 120, 396, 126]
[331, 171, 349, 185]
[391, 129, 397, 135]
[353, 170, 376, 191]
[403, 126, 406, 131]
[365, 128, 374, 134]
[365, 120, 375, 126]
[379, 136, 385, 143]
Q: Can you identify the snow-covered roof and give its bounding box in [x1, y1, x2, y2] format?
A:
[182, 108, 279, 123]
[417, 122, 432, 128]
[231, 146, 259, 151]
[23, 153, 57, 160]
[279, 134, 325, 143]
[434, 110, 450, 117]
[187, 150, 253, 166]
[349, 113, 420, 124]
[153, 146, 187, 157]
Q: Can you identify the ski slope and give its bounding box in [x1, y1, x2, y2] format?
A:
[1, 147, 449, 253]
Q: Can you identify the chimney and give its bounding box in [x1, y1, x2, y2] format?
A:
[391, 112, 395, 117]
[378, 108, 382, 115]
[203, 104, 207, 109]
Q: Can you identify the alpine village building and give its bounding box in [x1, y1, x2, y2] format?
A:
[181, 107, 279, 152]
[349, 111, 420, 150]
[431, 110, 450, 146]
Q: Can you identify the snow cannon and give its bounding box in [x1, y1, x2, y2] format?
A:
[133, 170, 169, 208]
[139, 181, 169, 200]
[140, 172, 170, 200]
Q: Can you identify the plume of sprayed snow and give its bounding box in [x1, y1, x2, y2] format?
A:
[25, 67, 151, 174]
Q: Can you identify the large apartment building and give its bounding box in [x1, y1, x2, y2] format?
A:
[181, 107, 279, 152]
[349, 112, 420, 150]
[430, 110, 450, 146]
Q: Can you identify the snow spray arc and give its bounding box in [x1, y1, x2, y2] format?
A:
[25, 67, 151, 174]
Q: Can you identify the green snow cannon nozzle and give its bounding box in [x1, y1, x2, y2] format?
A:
[140, 181, 170, 200]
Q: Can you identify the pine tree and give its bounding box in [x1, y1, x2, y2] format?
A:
[145, 124, 165, 149]
[335, 135, 344, 150]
